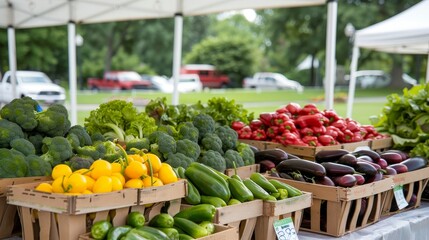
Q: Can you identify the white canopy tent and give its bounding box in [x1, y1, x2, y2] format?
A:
[1, 0, 338, 125]
[347, 0, 429, 118]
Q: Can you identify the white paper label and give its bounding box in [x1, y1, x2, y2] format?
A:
[274, 217, 299, 240]
[393, 185, 408, 210]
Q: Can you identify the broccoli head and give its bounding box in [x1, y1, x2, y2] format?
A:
[67, 132, 81, 151]
[149, 131, 177, 160]
[67, 125, 92, 146]
[198, 150, 226, 172]
[224, 149, 245, 168]
[40, 136, 74, 166]
[126, 138, 150, 151]
[177, 122, 199, 143]
[157, 124, 179, 139]
[25, 154, 52, 176]
[0, 119, 25, 148]
[0, 148, 29, 178]
[67, 155, 94, 171]
[201, 133, 223, 155]
[102, 140, 125, 163]
[0, 96, 39, 131]
[27, 132, 44, 154]
[165, 152, 194, 169]
[215, 126, 239, 152]
[236, 142, 255, 166]
[91, 132, 106, 143]
[36, 104, 71, 137]
[10, 138, 36, 156]
[192, 113, 216, 140]
[176, 139, 201, 161]
[75, 142, 106, 160]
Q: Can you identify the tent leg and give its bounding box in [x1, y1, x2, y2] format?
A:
[426, 53, 429, 83]
[346, 46, 360, 118]
[324, 0, 338, 110]
[68, 22, 78, 125]
[7, 26, 17, 99]
[172, 13, 183, 106]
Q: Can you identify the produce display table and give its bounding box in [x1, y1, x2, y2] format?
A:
[298, 201, 429, 240]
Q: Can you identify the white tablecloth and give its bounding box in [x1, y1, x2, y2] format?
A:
[298, 201, 429, 240]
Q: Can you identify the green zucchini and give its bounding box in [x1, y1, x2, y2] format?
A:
[268, 179, 303, 197]
[158, 228, 179, 240]
[243, 179, 276, 201]
[106, 226, 132, 240]
[178, 233, 195, 240]
[227, 177, 254, 202]
[173, 217, 209, 238]
[135, 226, 170, 240]
[148, 213, 174, 228]
[174, 204, 216, 223]
[250, 172, 278, 193]
[200, 195, 227, 207]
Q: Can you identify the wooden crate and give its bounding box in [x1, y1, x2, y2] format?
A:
[255, 192, 312, 240]
[79, 224, 239, 240]
[266, 176, 393, 237]
[241, 138, 392, 160]
[382, 167, 429, 216]
[7, 180, 186, 240]
[224, 164, 260, 179]
[0, 176, 50, 239]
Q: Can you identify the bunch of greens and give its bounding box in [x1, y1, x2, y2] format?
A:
[371, 83, 429, 156]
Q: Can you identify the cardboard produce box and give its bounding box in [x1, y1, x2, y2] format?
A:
[266, 176, 394, 237]
[7, 179, 187, 240]
[0, 176, 50, 239]
[255, 192, 312, 240]
[382, 167, 429, 216]
[241, 138, 392, 160]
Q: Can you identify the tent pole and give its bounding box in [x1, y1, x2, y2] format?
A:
[7, 26, 17, 99]
[68, 22, 78, 125]
[172, 12, 183, 106]
[426, 53, 429, 83]
[346, 46, 359, 118]
[324, 0, 338, 110]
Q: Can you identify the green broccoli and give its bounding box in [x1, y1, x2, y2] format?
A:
[215, 126, 239, 152]
[201, 133, 223, 154]
[75, 142, 106, 160]
[91, 132, 105, 143]
[193, 113, 216, 140]
[224, 149, 245, 168]
[149, 131, 177, 160]
[27, 133, 45, 154]
[126, 138, 150, 151]
[198, 150, 226, 172]
[177, 122, 199, 143]
[40, 136, 74, 166]
[157, 124, 179, 139]
[36, 104, 71, 137]
[102, 141, 125, 163]
[67, 155, 94, 171]
[25, 154, 52, 176]
[67, 132, 81, 151]
[165, 152, 194, 169]
[0, 148, 29, 178]
[0, 96, 39, 131]
[176, 139, 201, 161]
[0, 119, 25, 148]
[236, 142, 255, 166]
[10, 138, 36, 156]
[67, 125, 92, 146]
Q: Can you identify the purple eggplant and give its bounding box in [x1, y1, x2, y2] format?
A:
[377, 158, 388, 169]
[380, 152, 404, 164]
[353, 174, 365, 185]
[314, 176, 336, 186]
[384, 149, 409, 161]
[321, 162, 356, 176]
[400, 157, 427, 172]
[315, 149, 350, 163]
[276, 159, 326, 178]
[332, 174, 357, 187]
[356, 159, 382, 171]
[385, 166, 397, 175]
[352, 149, 381, 162]
[356, 155, 374, 163]
[337, 154, 358, 166]
[389, 163, 408, 174]
[354, 161, 377, 176]
[259, 160, 277, 173]
[255, 149, 288, 165]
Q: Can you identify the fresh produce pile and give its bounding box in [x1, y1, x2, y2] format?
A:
[232, 102, 386, 146]
[175, 162, 302, 206]
[372, 83, 429, 159]
[269, 149, 427, 189]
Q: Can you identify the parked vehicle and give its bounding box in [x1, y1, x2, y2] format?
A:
[147, 75, 173, 93]
[180, 64, 230, 88]
[87, 71, 151, 91]
[170, 74, 203, 93]
[344, 70, 418, 88]
[243, 72, 304, 92]
[0, 70, 66, 105]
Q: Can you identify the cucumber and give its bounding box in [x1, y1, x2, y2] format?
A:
[200, 195, 227, 207]
[148, 213, 174, 228]
[173, 217, 209, 238]
[268, 179, 302, 197]
[174, 204, 216, 223]
[178, 234, 195, 240]
[135, 226, 170, 240]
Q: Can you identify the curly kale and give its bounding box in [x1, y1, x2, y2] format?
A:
[201, 133, 223, 154]
[0, 96, 39, 131]
[224, 149, 245, 168]
[36, 104, 71, 137]
[215, 125, 238, 152]
[236, 143, 255, 166]
[40, 136, 74, 166]
[193, 113, 216, 140]
[10, 138, 36, 156]
[0, 148, 29, 178]
[25, 154, 52, 176]
[177, 122, 199, 143]
[176, 139, 201, 161]
[165, 152, 194, 169]
[198, 150, 226, 172]
[0, 119, 25, 148]
[67, 125, 92, 146]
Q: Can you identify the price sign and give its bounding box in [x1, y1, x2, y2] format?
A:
[393, 185, 408, 210]
[273, 217, 299, 240]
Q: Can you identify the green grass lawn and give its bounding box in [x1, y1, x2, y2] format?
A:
[74, 87, 396, 126]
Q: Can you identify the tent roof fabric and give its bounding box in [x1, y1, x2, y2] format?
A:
[354, 0, 429, 54]
[0, 0, 325, 29]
